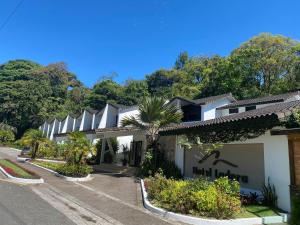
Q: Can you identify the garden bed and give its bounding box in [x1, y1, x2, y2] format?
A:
[0, 159, 44, 183]
[141, 174, 287, 225]
[29, 160, 93, 181]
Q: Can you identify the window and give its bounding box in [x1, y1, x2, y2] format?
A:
[245, 105, 256, 111]
[229, 108, 238, 114]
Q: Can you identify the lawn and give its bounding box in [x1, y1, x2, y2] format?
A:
[0, 159, 39, 179]
[237, 205, 281, 218]
[31, 160, 62, 171]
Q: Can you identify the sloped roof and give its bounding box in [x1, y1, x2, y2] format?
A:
[168, 93, 236, 107]
[218, 91, 300, 109]
[192, 93, 236, 105]
[160, 100, 300, 134]
[84, 108, 100, 115]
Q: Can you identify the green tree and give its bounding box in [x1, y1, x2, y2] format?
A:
[64, 132, 95, 165]
[174, 51, 189, 69]
[85, 79, 123, 110]
[120, 80, 149, 105]
[20, 129, 50, 159]
[0, 130, 15, 143]
[0, 60, 85, 136]
[230, 33, 300, 97]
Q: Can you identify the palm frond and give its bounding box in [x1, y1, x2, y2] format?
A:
[121, 115, 146, 130]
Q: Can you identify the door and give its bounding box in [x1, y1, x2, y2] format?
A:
[129, 141, 143, 167]
[289, 138, 300, 187]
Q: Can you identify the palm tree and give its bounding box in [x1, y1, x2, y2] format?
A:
[121, 96, 183, 164]
[20, 129, 50, 159]
[65, 132, 94, 165]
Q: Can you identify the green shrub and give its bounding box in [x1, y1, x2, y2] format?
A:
[290, 187, 300, 225]
[56, 164, 92, 177]
[139, 150, 182, 179]
[0, 130, 15, 143]
[145, 174, 241, 219]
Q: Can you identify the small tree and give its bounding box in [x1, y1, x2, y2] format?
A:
[20, 129, 50, 159]
[0, 130, 15, 143]
[64, 132, 94, 165]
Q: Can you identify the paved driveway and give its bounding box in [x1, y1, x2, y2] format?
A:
[0, 147, 186, 225]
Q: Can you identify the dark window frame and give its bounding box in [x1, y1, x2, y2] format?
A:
[229, 108, 239, 114]
[245, 105, 256, 111]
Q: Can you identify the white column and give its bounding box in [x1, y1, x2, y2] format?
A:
[175, 135, 185, 175]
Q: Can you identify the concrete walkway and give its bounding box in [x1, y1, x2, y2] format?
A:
[0, 147, 186, 225]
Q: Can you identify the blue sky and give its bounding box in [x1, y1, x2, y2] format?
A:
[0, 0, 299, 87]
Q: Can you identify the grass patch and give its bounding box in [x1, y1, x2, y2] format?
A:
[0, 159, 39, 179]
[31, 160, 62, 171]
[31, 160, 91, 177]
[237, 205, 281, 218]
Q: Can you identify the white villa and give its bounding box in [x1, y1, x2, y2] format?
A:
[39, 91, 300, 213]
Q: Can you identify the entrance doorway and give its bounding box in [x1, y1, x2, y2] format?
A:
[129, 141, 142, 167]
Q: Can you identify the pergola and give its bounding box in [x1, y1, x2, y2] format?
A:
[95, 127, 145, 163]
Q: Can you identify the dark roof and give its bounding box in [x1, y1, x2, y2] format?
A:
[160, 100, 300, 133]
[192, 93, 236, 105]
[218, 91, 300, 109]
[95, 126, 139, 133]
[167, 97, 197, 106]
[85, 108, 99, 114]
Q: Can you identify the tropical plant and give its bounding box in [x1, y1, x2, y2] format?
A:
[20, 129, 50, 159]
[178, 134, 223, 160]
[121, 96, 182, 167]
[145, 173, 241, 219]
[121, 96, 182, 150]
[261, 178, 278, 208]
[0, 130, 15, 143]
[64, 132, 95, 165]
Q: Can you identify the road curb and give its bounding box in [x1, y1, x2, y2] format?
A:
[140, 179, 280, 225]
[0, 165, 44, 184]
[27, 161, 93, 182]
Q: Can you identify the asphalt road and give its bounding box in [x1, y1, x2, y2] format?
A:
[0, 181, 75, 225]
[0, 148, 75, 225]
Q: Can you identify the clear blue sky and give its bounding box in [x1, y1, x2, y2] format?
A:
[0, 0, 299, 87]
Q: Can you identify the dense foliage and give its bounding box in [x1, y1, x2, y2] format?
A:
[55, 163, 92, 177]
[1, 33, 300, 136]
[145, 173, 241, 219]
[0, 130, 15, 144]
[20, 129, 51, 159]
[64, 132, 95, 164]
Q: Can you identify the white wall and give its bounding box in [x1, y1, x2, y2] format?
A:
[116, 106, 139, 153]
[216, 102, 287, 117]
[73, 116, 82, 131]
[201, 98, 232, 120]
[49, 119, 60, 140]
[98, 104, 118, 128]
[175, 135, 185, 174]
[174, 131, 291, 212]
[80, 111, 93, 131]
[92, 113, 102, 129]
[238, 132, 291, 212]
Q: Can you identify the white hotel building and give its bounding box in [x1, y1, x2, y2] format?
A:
[40, 92, 300, 212]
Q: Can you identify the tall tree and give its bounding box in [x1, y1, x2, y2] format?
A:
[230, 33, 300, 97]
[85, 79, 123, 110]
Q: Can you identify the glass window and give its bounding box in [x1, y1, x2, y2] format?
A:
[245, 105, 256, 111]
[229, 108, 239, 114]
